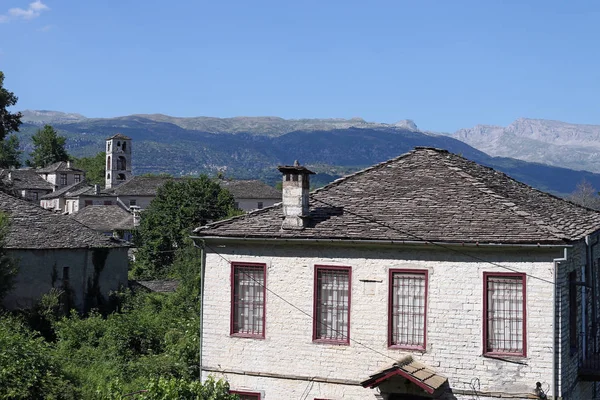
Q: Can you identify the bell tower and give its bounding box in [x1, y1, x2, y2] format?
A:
[105, 133, 132, 189]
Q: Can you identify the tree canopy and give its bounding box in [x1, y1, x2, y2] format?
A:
[73, 151, 105, 186]
[0, 71, 22, 141]
[567, 179, 600, 210]
[132, 176, 238, 278]
[27, 125, 70, 168]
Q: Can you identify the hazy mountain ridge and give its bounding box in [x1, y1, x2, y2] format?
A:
[448, 117, 600, 172]
[16, 111, 600, 195]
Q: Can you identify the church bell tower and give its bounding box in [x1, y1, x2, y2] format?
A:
[105, 133, 132, 189]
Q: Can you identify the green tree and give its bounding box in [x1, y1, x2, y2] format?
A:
[0, 211, 17, 303]
[132, 176, 237, 278]
[27, 125, 70, 168]
[0, 71, 22, 141]
[0, 134, 22, 169]
[73, 151, 106, 186]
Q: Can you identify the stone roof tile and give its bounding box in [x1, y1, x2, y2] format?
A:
[218, 179, 281, 200]
[71, 205, 134, 232]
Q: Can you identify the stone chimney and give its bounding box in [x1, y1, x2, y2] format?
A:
[66, 160, 71, 168]
[277, 161, 314, 230]
[94, 184, 100, 195]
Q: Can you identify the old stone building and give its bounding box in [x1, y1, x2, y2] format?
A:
[218, 179, 282, 212]
[0, 191, 129, 311]
[0, 169, 54, 202]
[105, 133, 132, 189]
[192, 147, 600, 399]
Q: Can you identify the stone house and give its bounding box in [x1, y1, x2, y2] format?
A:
[71, 205, 135, 242]
[192, 147, 600, 400]
[37, 161, 85, 188]
[0, 191, 129, 311]
[218, 179, 281, 212]
[0, 169, 54, 202]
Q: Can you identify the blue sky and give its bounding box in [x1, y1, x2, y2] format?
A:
[0, 0, 599, 132]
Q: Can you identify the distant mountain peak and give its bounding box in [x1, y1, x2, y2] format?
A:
[394, 119, 418, 131]
[21, 109, 87, 124]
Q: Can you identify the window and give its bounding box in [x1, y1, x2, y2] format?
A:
[117, 156, 126, 170]
[483, 273, 526, 356]
[257, 201, 263, 209]
[117, 173, 126, 181]
[104, 201, 112, 205]
[129, 199, 137, 207]
[230, 391, 260, 400]
[234, 202, 239, 209]
[313, 266, 351, 344]
[32, 192, 38, 201]
[231, 263, 266, 338]
[84, 200, 92, 207]
[74, 174, 81, 183]
[62, 267, 70, 284]
[569, 271, 578, 352]
[60, 173, 67, 186]
[389, 270, 427, 349]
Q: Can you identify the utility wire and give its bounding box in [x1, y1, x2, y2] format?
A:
[311, 197, 557, 286]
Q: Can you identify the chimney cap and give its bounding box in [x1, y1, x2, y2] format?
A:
[277, 162, 315, 175]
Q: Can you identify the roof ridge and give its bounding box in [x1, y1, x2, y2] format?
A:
[193, 202, 282, 232]
[440, 153, 570, 241]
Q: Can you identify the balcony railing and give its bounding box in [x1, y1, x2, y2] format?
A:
[579, 331, 600, 381]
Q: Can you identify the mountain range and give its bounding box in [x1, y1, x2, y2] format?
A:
[16, 110, 600, 196]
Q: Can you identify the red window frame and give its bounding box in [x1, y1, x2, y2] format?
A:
[230, 391, 261, 400]
[230, 262, 266, 339]
[388, 269, 428, 350]
[483, 272, 526, 357]
[313, 265, 351, 345]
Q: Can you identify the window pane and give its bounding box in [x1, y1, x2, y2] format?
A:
[390, 272, 426, 347]
[315, 268, 350, 342]
[232, 265, 265, 336]
[486, 275, 524, 354]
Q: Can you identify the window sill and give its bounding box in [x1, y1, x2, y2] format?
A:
[230, 333, 265, 340]
[483, 353, 528, 364]
[389, 344, 426, 352]
[313, 338, 350, 346]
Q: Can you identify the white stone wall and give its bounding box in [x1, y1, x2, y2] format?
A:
[201, 243, 564, 399]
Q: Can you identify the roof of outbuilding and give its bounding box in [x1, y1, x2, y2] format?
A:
[361, 356, 447, 394]
[71, 205, 134, 232]
[0, 191, 124, 249]
[105, 176, 177, 196]
[218, 179, 281, 200]
[0, 169, 54, 191]
[37, 161, 85, 173]
[194, 147, 600, 245]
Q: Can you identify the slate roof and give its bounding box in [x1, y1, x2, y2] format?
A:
[361, 356, 447, 394]
[0, 191, 123, 249]
[71, 205, 134, 232]
[218, 179, 281, 200]
[40, 181, 90, 200]
[194, 147, 600, 245]
[37, 161, 84, 173]
[107, 133, 131, 140]
[0, 169, 54, 191]
[105, 176, 177, 196]
[129, 280, 179, 293]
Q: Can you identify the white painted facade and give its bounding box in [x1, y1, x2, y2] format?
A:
[200, 240, 600, 400]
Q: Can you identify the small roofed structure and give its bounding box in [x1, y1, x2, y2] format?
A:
[71, 205, 134, 241]
[0, 169, 54, 202]
[218, 179, 281, 212]
[361, 356, 448, 398]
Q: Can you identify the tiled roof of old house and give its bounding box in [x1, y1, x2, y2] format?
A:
[0, 191, 123, 249]
[129, 280, 179, 293]
[194, 147, 600, 244]
[105, 176, 177, 196]
[218, 179, 281, 200]
[71, 205, 134, 232]
[40, 181, 90, 200]
[361, 356, 447, 394]
[0, 169, 54, 191]
[37, 161, 84, 173]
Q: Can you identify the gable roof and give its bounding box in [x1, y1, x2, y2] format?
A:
[218, 179, 281, 200]
[105, 176, 176, 196]
[37, 161, 84, 173]
[71, 205, 134, 232]
[0, 191, 123, 249]
[194, 147, 600, 245]
[361, 356, 447, 394]
[0, 169, 54, 191]
[40, 180, 91, 200]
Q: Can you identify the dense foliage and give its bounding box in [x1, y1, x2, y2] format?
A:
[132, 176, 238, 278]
[73, 151, 106, 186]
[0, 71, 22, 141]
[0, 252, 238, 399]
[28, 124, 70, 168]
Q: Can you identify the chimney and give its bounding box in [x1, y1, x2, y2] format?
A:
[277, 160, 314, 230]
[66, 160, 71, 168]
[94, 184, 100, 195]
